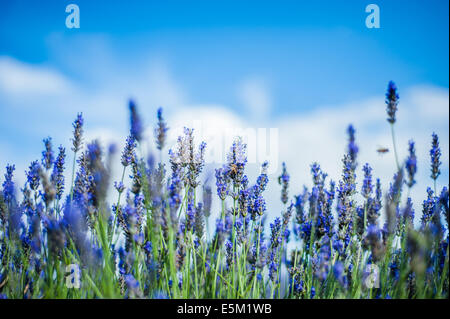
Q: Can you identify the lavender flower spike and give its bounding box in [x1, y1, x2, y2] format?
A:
[405, 140, 417, 188]
[347, 124, 358, 166]
[42, 137, 54, 170]
[430, 133, 441, 182]
[278, 162, 289, 205]
[51, 145, 66, 200]
[155, 107, 169, 151]
[71, 113, 84, 153]
[385, 81, 399, 124]
[129, 99, 143, 142]
[361, 163, 373, 199]
[2, 164, 16, 205]
[26, 160, 41, 191]
[121, 135, 136, 167]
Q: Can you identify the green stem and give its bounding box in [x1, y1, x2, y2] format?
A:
[110, 166, 127, 244]
[390, 123, 400, 171]
[69, 150, 77, 202]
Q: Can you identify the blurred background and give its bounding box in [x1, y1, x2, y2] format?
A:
[0, 0, 448, 222]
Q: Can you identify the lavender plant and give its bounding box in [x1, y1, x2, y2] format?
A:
[0, 82, 448, 299]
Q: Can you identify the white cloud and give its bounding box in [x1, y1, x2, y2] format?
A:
[238, 77, 272, 121]
[0, 56, 74, 96]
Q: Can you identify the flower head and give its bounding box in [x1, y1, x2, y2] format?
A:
[2, 164, 16, 204]
[268, 250, 278, 283]
[154, 107, 169, 151]
[169, 128, 207, 188]
[124, 274, 143, 298]
[71, 113, 84, 153]
[347, 125, 358, 166]
[403, 197, 415, 224]
[121, 135, 136, 167]
[50, 145, 66, 200]
[362, 163, 373, 199]
[41, 137, 54, 170]
[215, 167, 229, 200]
[421, 187, 436, 227]
[226, 137, 247, 188]
[270, 217, 283, 249]
[129, 99, 143, 142]
[430, 133, 441, 181]
[439, 187, 449, 229]
[256, 161, 269, 192]
[406, 140, 417, 188]
[333, 261, 346, 287]
[278, 162, 289, 205]
[385, 81, 399, 124]
[26, 161, 41, 191]
[225, 240, 234, 270]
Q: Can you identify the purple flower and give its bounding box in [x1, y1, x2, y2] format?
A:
[223, 137, 247, 189]
[439, 187, 449, 228]
[385, 81, 399, 124]
[41, 137, 54, 170]
[403, 197, 415, 223]
[256, 161, 269, 192]
[129, 99, 143, 142]
[310, 286, 316, 299]
[406, 140, 417, 188]
[238, 187, 250, 217]
[347, 125, 358, 167]
[114, 181, 125, 193]
[185, 201, 196, 232]
[124, 274, 143, 298]
[310, 162, 325, 188]
[71, 113, 84, 153]
[26, 161, 41, 191]
[278, 162, 289, 205]
[294, 188, 308, 227]
[44, 215, 66, 256]
[388, 170, 404, 204]
[336, 153, 357, 249]
[121, 135, 136, 167]
[362, 163, 373, 199]
[2, 164, 16, 204]
[51, 145, 66, 200]
[430, 133, 441, 181]
[270, 217, 283, 248]
[225, 240, 233, 270]
[169, 127, 206, 188]
[421, 187, 436, 227]
[251, 192, 266, 219]
[154, 107, 169, 151]
[333, 261, 345, 286]
[215, 167, 229, 200]
[268, 250, 278, 283]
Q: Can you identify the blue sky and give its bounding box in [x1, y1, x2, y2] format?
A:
[1, 0, 448, 111]
[0, 0, 448, 218]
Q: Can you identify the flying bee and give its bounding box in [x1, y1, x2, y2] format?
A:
[229, 163, 238, 176]
[376, 146, 389, 155]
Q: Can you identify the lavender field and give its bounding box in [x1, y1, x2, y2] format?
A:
[1, 1, 449, 302]
[0, 80, 448, 299]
